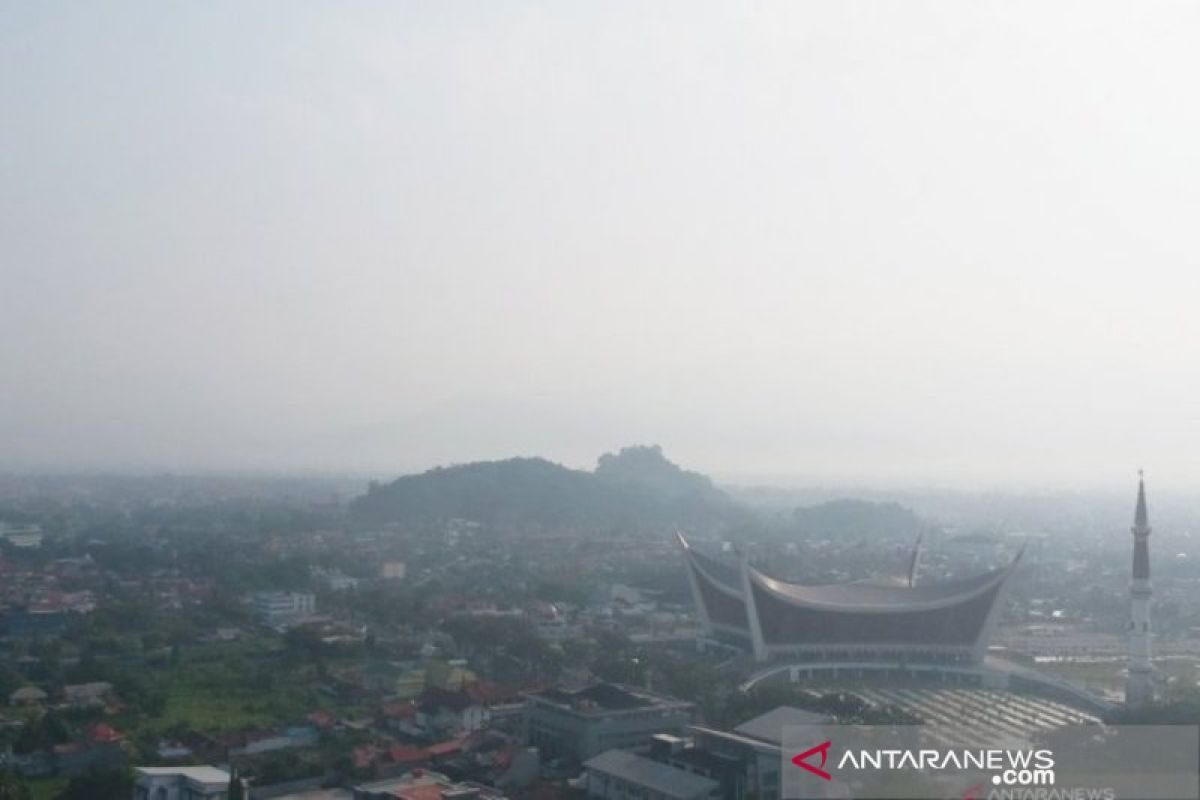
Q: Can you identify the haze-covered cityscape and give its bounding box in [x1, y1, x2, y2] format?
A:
[5, 3, 1200, 800]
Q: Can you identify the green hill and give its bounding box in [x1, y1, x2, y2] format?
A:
[350, 445, 743, 531]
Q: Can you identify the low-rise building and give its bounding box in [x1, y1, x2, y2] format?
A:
[353, 769, 506, 800]
[9, 686, 47, 706]
[417, 686, 491, 736]
[62, 681, 113, 708]
[380, 562, 406, 580]
[0, 524, 43, 549]
[133, 765, 231, 800]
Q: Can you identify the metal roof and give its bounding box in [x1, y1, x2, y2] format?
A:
[585, 749, 718, 800]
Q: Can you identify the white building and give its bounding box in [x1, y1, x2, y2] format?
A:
[0, 522, 43, 548]
[249, 592, 316, 629]
[133, 766, 230, 800]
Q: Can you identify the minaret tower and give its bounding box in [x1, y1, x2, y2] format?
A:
[1126, 471, 1154, 708]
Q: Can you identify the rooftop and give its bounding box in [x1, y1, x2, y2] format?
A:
[136, 765, 231, 785]
[585, 749, 719, 800]
[528, 682, 690, 713]
[731, 706, 829, 746]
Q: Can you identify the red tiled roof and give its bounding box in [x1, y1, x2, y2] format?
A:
[383, 701, 418, 719]
[388, 745, 427, 763]
[398, 785, 444, 800]
[90, 723, 122, 742]
[307, 710, 335, 728]
[354, 744, 383, 769]
[424, 737, 466, 758]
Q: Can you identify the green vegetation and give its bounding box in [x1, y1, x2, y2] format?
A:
[791, 499, 923, 541]
[351, 445, 743, 529]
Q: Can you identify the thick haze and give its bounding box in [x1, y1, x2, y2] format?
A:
[3, 2, 1199, 489]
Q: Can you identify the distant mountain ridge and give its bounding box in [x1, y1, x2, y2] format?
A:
[349, 445, 743, 530]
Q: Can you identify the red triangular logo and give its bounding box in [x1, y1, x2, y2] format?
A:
[792, 740, 833, 781]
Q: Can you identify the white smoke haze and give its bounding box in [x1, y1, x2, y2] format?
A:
[3, 2, 1199, 489]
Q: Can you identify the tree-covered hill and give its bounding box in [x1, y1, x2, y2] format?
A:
[349, 445, 744, 531]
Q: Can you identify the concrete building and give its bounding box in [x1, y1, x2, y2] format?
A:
[584, 749, 719, 800]
[133, 766, 231, 800]
[524, 683, 694, 763]
[578, 706, 828, 800]
[249, 591, 316, 629]
[680, 707, 829, 800]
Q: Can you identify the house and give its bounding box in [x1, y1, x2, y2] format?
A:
[423, 737, 466, 762]
[352, 768, 507, 800]
[9, 686, 47, 706]
[90, 722, 123, 743]
[388, 744, 428, 769]
[417, 687, 489, 736]
[62, 681, 113, 708]
[134, 765, 231, 800]
[155, 740, 194, 760]
[0, 524, 43, 549]
[307, 710, 336, 730]
[225, 725, 319, 756]
[422, 731, 539, 790]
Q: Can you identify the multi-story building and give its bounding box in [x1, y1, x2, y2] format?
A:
[524, 683, 694, 763]
[580, 706, 828, 800]
[248, 591, 316, 629]
[583, 749, 719, 800]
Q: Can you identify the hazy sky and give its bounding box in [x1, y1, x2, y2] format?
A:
[4, 2, 1200, 488]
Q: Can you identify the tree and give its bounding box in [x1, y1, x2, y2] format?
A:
[55, 768, 132, 800]
[227, 767, 245, 800]
[0, 771, 31, 800]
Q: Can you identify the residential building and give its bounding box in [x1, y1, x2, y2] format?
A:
[62, 681, 113, 708]
[9, 686, 47, 706]
[0, 523, 43, 548]
[352, 769, 506, 800]
[417, 686, 492, 736]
